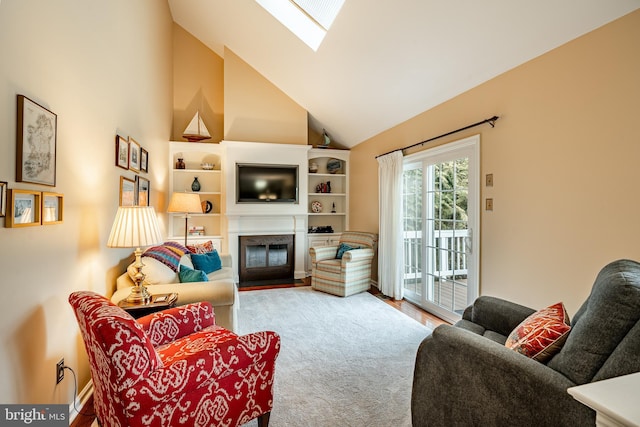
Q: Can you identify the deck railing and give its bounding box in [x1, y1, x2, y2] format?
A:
[403, 229, 468, 278]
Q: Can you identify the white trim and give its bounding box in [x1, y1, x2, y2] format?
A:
[68, 379, 93, 424]
[403, 134, 481, 323]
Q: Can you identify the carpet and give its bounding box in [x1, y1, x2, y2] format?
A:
[238, 286, 432, 427]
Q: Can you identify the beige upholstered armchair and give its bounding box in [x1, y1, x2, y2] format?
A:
[309, 231, 378, 297]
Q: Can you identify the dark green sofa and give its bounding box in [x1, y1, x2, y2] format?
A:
[412, 259, 640, 426]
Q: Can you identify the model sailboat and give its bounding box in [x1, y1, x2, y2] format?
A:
[182, 111, 211, 142]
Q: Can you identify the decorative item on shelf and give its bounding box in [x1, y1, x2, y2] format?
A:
[202, 200, 213, 214]
[318, 128, 331, 148]
[188, 225, 205, 236]
[107, 206, 163, 304]
[309, 162, 318, 173]
[308, 225, 334, 233]
[311, 200, 323, 213]
[175, 158, 186, 169]
[315, 181, 332, 193]
[168, 192, 202, 246]
[331, 202, 336, 213]
[191, 177, 201, 192]
[201, 162, 214, 170]
[326, 158, 342, 174]
[182, 111, 210, 142]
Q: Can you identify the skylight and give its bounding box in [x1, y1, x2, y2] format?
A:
[256, 0, 345, 51]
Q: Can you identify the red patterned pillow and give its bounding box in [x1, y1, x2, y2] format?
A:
[186, 240, 214, 254]
[504, 302, 571, 363]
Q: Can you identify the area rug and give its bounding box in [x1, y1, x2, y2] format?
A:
[238, 286, 432, 427]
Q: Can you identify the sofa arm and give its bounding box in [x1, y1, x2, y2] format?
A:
[138, 302, 216, 347]
[220, 253, 232, 268]
[341, 248, 374, 264]
[412, 325, 594, 427]
[462, 295, 536, 337]
[310, 245, 339, 263]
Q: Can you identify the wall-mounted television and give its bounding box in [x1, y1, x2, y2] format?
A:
[236, 163, 299, 203]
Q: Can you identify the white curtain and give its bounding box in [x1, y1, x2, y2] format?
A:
[377, 150, 404, 300]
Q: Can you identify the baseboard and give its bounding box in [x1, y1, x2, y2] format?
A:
[69, 379, 93, 424]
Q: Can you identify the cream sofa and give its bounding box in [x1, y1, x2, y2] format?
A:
[111, 253, 238, 332]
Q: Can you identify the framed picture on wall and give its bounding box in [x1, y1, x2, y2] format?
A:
[0, 181, 6, 217]
[42, 192, 64, 225]
[5, 189, 41, 228]
[115, 135, 129, 169]
[119, 176, 136, 206]
[136, 176, 150, 206]
[128, 137, 140, 173]
[16, 95, 57, 186]
[140, 148, 148, 173]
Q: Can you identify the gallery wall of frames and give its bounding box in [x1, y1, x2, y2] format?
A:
[2, 94, 153, 229]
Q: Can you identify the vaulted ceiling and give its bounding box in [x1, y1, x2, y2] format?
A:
[168, 0, 639, 148]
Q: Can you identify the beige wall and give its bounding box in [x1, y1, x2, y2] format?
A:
[351, 10, 640, 315]
[0, 0, 173, 405]
[172, 23, 224, 143]
[224, 48, 308, 144]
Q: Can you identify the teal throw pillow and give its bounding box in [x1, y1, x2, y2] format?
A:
[178, 264, 208, 283]
[336, 243, 360, 259]
[191, 249, 222, 274]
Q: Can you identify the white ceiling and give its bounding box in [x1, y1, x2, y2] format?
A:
[168, 0, 639, 148]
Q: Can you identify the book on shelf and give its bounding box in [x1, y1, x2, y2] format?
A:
[188, 225, 205, 236]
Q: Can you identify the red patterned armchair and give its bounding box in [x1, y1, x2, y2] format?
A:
[69, 291, 280, 427]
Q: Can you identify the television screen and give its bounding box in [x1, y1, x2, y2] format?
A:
[236, 163, 298, 203]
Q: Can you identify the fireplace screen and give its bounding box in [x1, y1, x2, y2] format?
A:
[239, 235, 294, 285]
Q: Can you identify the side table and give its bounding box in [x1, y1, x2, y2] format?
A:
[567, 372, 640, 426]
[118, 292, 178, 319]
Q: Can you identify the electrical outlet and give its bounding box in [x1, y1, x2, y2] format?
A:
[56, 359, 64, 384]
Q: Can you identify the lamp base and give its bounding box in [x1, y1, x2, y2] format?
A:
[124, 284, 151, 304]
[126, 247, 152, 304]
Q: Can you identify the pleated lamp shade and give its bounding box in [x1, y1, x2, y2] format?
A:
[107, 206, 163, 248]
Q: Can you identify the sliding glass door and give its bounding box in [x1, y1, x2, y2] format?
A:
[402, 135, 479, 323]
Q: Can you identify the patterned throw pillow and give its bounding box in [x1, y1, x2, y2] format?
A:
[186, 240, 214, 254]
[178, 264, 209, 283]
[504, 302, 571, 363]
[336, 243, 360, 259]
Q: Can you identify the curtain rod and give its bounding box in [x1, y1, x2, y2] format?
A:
[375, 115, 499, 159]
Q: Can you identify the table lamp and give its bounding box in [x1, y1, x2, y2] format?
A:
[107, 206, 163, 304]
[167, 192, 203, 246]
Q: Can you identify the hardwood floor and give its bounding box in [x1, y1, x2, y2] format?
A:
[366, 287, 450, 329]
[71, 281, 446, 426]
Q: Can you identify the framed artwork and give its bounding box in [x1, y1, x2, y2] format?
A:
[0, 181, 6, 217]
[140, 148, 148, 173]
[136, 176, 150, 206]
[42, 191, 64, 225]
[128, 137, 140, 173]
[16, 95, 57, 186]
[5, 189, 41, 228]
[115, 135, 129, 169]
[119, 176, 136, 206]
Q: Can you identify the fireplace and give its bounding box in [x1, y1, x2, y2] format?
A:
[239, 234, 294, 286]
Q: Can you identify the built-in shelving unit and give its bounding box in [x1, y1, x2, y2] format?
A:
[306, 148, 349, 273]
[169, 141, 225, 251]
